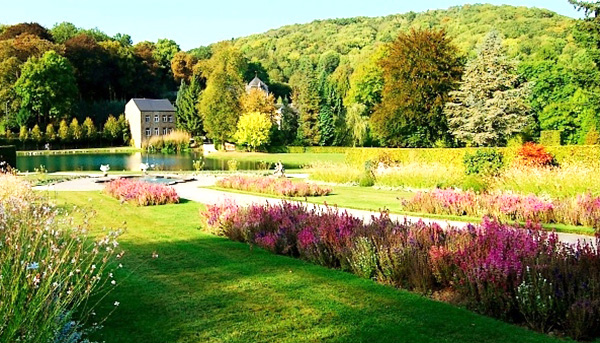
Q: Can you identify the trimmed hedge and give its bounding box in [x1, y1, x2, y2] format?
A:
[0, 145, 17, 169]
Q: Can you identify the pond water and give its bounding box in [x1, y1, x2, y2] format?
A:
[17, 152, 268, 172]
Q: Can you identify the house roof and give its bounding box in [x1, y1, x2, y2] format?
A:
[129, 98, 175, 112]
[248, 76, 266, 87]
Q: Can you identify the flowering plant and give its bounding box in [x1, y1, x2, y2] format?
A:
[104, 178, 179, 206]
[216, 175, 331, 197]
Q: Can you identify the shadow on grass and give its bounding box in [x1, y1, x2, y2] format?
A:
[90, 234, 561, 343]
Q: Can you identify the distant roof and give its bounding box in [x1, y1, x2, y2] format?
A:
[128, 98, 175, 112]
[248, 76, 266, 87]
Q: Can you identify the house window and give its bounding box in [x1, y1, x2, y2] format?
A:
[145, 115, 150, 123]
[168, 115, 173, 123]
[145, 128, 151, 137]
[154, 115, 159, 123]
[162, 128, 168, 135]
[169, 128, 173, 134]
[162, 115, 167, 122]
[154, 128, 159, 135]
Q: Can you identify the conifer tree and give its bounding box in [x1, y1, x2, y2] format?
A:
[31, 124, 43, 144]
[176, 77, 203, 136]
[291, 57, 321, 145]
[58, 119, 70, 143]
[103, 115, 119, 145]
[82, 117, 97, 141]
[445, 31, 531, 147]
[45, 123, 56, 142]
[69, 118, 83, 142]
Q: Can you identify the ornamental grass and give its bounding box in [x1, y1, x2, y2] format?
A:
[402, 188, 600, 230]
[203, 201, 600, 340]
[104, 178, 179, 206]
[0, 174, 121, 343]
[216, 175, 331, 197]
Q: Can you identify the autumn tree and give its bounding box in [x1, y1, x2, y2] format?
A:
[58, 119, 70, 143]
[171, 51, 198, 83]
[0, 23, 53, 41]
[31, 124, 43, 145]
[371, 28, 463, 147]
[234, 112, 272, 151]
[45, 123, 56, 142]
[14, 50, 78, 126]
[241, 88, 276, 119]
[103, 115, 120, 144]
[82, 117, 97, 141]
[198, 43, 245, 145]
[446, 31, 531, 147]
[69, 118, 83, 142]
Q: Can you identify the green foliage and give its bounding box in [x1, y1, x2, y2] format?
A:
[14, 50, 78, 126]
[539, 130, 562, 146]
[446, 31, 531, 147]
[291, 57, 321, 145]
[234, 112, 272, 151]
[371, 28, 463, 147]
[584, 128, 600, 145]
[176, 78, 203, 136]
[117, 114, 130, 145]
[103, 115, 119, 143]
[345, 103, 369, 147]
[463, 149, 505, 176]
[199, 43, 245, 144]
[0, 145, 16, 168]
[18, 126, 28, 142]
[30, 124, 42, 143]
[318, 105, 335, 146]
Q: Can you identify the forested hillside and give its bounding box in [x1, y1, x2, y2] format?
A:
[1, 3, 598, 149]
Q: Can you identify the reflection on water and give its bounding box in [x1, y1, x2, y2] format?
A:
[17, 152, 266, 172]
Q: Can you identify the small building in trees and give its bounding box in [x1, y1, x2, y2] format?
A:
[246, 76, 269, 94]
[124, 98, 177, 148]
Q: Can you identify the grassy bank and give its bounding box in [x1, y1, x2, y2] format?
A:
[205, 151, 345, 169]
[50, 191, 563, 343]
[17, 146, 141, 156]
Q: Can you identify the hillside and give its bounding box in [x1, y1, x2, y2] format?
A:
[225, 4, 578, 83]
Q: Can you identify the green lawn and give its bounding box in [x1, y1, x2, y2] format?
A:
[51, 191, 566, 343]
[205, 151, 346, 169]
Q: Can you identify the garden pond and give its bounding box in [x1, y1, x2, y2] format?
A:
[17, 152, 273, 172]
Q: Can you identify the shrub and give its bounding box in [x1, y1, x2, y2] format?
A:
[145, 130, 190, 153]
[227, 159, 238, 171]
[202, 201, 600, 339]
[463, 149, 504, 176]
[514, 142, 556, 168]
[216, 175, 331, 197]
[104, 178, 179, 206]
[584, 129, 600, 145]
[539, 130, 562, 146]
[0, 174, 120, 343]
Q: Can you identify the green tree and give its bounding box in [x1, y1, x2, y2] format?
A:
[318, 105, 335, 146]
[50, 22, 80, 44]
[371, 28, 463, 147]
[198, 43, 245, 145]
[175, 78, 203, 136]
[82, 117, 97, 141]
[103, 115, 120, 144]
[345, 103, 370, 146]
[58, 119, 70, 143]
[14, 50, 77, 126]
[290, 57, 320, 145]
[19, 126, 28, 142]
[69, 118, 83, 142]
[153, 38, 181, 70]
[234, 112, 272, 151]
[446, 31, 531, 147]
[117, 114, 130, 145]
[45, 123, 56, 142]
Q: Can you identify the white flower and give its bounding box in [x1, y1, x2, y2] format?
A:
[114, 301, 120, 306]
[111, 280, 116, 285]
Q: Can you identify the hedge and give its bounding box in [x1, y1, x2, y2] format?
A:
[0, 145, 17, 169]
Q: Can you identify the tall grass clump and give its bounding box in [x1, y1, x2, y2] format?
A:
[217, 175, 331, 197]
[144, 130, 190, 153]
[375, 163, 466, 190]
[104, 178, 179, 206]
[203, 201, 600, 340]
[307, 162, 363, 185]
[0, 174, 120, 343]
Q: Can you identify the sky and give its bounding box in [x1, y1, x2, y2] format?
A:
[0, 0, 582, 51]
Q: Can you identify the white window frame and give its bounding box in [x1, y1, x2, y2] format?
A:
[145, 115, 150, 123]
[145, 128, 151, 137]
[162, 127, 168, 135]
[154, 127, 159, 135]
[168, 115, 173, 123]
[154, 115, 159, 123]
[162, 115, 167, 123]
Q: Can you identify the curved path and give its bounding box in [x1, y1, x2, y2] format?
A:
[36, 175, 596, 246]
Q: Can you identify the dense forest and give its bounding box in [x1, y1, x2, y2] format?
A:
[1, 3, 599, 148]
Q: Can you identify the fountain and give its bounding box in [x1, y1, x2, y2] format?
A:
[100, 164, 110, 177]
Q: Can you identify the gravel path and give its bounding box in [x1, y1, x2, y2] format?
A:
[36, 176, 596, 246]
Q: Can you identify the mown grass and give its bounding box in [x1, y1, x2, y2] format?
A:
[50, 191, 565, 343]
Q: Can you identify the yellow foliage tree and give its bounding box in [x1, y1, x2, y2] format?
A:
[234, 112, 272, 151]
[241, 89, 276, 120]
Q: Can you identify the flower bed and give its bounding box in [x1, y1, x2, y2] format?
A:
[216, 175, 331, 197]
[104, 178, 179, 206]
[403, 189, 600, 230]
[203, 201, 600, 340]
[1, 174, 120, 342]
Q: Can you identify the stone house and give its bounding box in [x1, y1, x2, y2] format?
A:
[124, 98, 176, 148]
